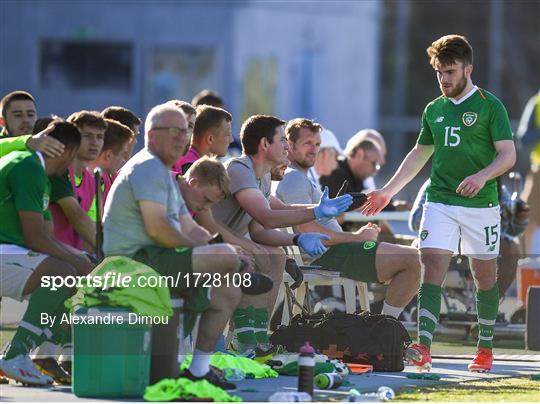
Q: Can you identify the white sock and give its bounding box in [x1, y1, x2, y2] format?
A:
[188, 348, 211, 377]
[382, 301, 403, 319]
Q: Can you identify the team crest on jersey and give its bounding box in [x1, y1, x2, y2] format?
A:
[42, 194, 50, 210]
[420, 230, 429, 240]
[462, 112, 478, 127]
[363, 241, 376, 250]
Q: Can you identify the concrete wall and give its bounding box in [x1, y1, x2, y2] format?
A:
[1, 0, 381, 146]
[232, 1, 381, 143]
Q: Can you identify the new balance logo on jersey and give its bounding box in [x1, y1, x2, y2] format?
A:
[435, 116, 444, 123]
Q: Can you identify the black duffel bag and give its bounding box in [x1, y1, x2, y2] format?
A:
[270, 311, 411, 372]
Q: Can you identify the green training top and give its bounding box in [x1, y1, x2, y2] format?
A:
[417, 87, 513, 208]
[0, 135, 31, 157]
[0, 150, 52, 246]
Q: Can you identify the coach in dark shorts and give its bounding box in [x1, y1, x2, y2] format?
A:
[276, 118, 421, 319]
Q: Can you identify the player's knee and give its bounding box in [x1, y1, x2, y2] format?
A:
[420, 251, 446, 271]
[219, 244, 242, 272]
[207, 243, 235, 256]
[228, 285, 242, 307]
[42, 257, 78, 278]
[213, 283, 241, 309]
[200, 244, 241, 274]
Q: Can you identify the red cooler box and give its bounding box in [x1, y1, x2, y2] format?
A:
[517, 258, 540, 307]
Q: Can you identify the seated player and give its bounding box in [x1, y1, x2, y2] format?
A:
[277, 118, 421, 318]
[0, 120, 94, 385]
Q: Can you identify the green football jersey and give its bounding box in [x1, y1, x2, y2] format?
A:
[50, 169, 75, 202]
[417, 87, 513, 208]
[0, 150, 52, 246]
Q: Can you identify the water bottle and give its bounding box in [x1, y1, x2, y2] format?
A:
[343, 386, 395, 402]
[376, 387, 395, 401]
[297, 342, 315, 396]
[315, 372, 343, 389]
[268, 392, 312, 402]
[222, 367, 246, 381]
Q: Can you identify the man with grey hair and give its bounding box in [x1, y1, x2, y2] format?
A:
[320, 136, 383, 197]
[103, 104, 256, 390]
[346, 129, 387, 166]
[344, 129, 412, 213]
[345, 129, 387, 192]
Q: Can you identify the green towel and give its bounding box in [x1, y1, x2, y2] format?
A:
[68, 256, 172, 317]
[181, 352, 278, 379]
[407, 373, 441, 380]
[144, 378, 242, 402]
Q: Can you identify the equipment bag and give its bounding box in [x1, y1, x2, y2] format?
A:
[270, 311, 411, 372]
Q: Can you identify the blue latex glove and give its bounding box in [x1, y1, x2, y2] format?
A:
[297, 233, 330, 256]
[314, 187, 353, 219]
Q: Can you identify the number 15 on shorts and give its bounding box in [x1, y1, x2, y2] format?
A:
[483, 224, 498, 251]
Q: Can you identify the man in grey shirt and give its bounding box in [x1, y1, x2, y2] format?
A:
[103, 104, 242, 390]
[276, 118, 421, 320]
[212, 114, 353, 357]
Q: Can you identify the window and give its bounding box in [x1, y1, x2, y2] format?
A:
[150, 47, 216, 106]
[40, 41, 132, 90]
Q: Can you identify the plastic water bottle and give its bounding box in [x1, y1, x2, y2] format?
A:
[297, 342, 315, 396]
[222, 367, 246, 381]
[343, 386, 395, 402]
[315, 372, 343, 389]
[268, 392, 312, 402]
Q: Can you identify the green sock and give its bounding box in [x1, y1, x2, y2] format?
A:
[5, 287, 72, 359]
[253, 308, 269, 344]
[232, 306, 256, 346]
[476, 284, 499, 350]
[50, 306, 71, 346]
[417, 283, 442, 349]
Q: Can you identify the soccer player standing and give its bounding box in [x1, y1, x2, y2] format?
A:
[362, 35, 516, 372]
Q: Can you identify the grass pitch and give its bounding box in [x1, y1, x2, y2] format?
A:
[395, 376, 540, 402]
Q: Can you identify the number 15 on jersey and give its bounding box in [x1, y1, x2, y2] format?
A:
[444, 126, 461, 147]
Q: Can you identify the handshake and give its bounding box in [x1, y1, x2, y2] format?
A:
[296, 184, 366, 257]
[336, 180, 368, 211]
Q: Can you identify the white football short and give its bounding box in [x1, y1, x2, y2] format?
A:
[0, 244, 48, 301]
[418, 202, 501, 260]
